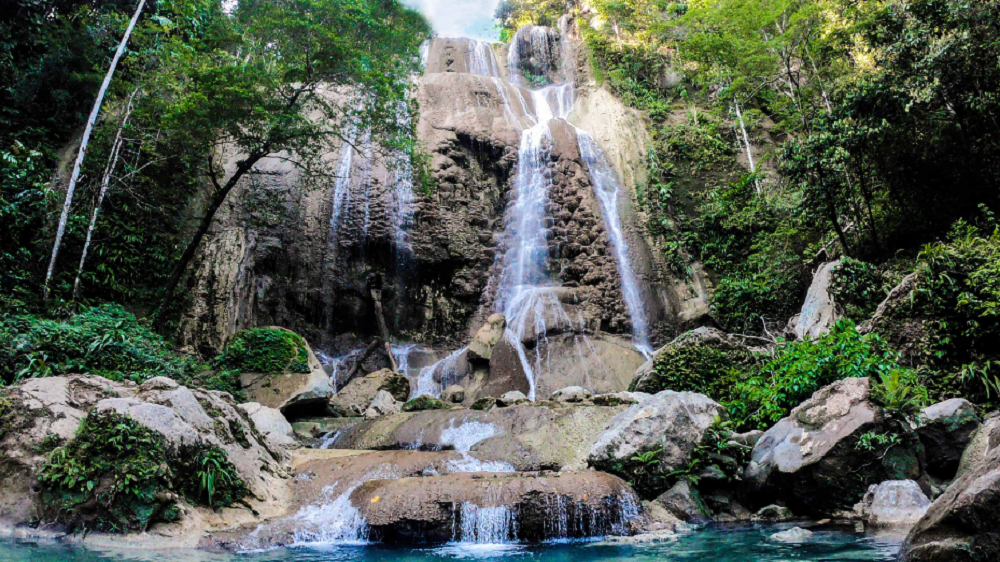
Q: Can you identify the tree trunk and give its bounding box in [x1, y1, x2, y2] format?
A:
[370, 286, 398, 372]
[73, 88, 139, 298]
[43, 0, 147, 300]
[734, 101, 760, 193]
[156, 154, 262, 322]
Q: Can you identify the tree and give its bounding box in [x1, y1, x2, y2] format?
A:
[43, 0, 148, 300]
[152, 0, 430, 318]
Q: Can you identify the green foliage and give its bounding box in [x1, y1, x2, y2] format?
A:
[634, 335, 760, 403]
[580, 25, 671, 112]
[871, 370, 928, 417]
[187, 447, 247, 508]
[39, 411, 248, 532]
[729, 320, 910, 430]
[39, 412, 174, 532]
[471, 397, 497, 411]
[0, 304, 197, 385]
[855, 430, 901, 453]
[216, 328, 310, 375]
[829, 258, 885, 320]
[402, 394, 451, 412]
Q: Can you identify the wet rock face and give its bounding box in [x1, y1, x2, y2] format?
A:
[334, 402, 628, 472]
[352, 471, 639, 544]
[900, 420, 1000, 562]
[744, 378, 925, 517]
[508, 25, 563, 86]
[916, 398, 980, 479]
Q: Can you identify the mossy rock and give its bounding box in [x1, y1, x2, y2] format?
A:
[378, 372, 411, 403]
[471, 397, 497, 411]
[218, 327, 311, 375]
[402, 395, 451, 412]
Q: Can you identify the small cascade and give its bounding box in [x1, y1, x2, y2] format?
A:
[439, 419, 516, 473]
[467, 40, 501, 78]
[412, 346, 467, 398]
[289, 484, 370, 545]
[329, 132, 357, 239]
[388, 100, 416, 264]
[317, 349, 364, 393]
[453, 503, 519, 544]
[318, 429, 343, 449]
[577, 132, 653, 354]
[391, 343, 417, 377]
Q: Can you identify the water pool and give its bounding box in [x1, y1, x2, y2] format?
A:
[0, 524, 903, 562]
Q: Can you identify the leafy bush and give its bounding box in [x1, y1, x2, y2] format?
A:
[216, 327, 310, 374]
[39, 412, 175, 532]
[729, 319, 910, 430]
[39, 411, 248, 532]
[871, 370, 929, 417]
[0, 304, 198, 385]
[829, 257, 886, 320]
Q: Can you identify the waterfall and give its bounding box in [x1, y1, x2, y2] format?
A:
[467, 40, 501, 78]
[412, 346, 468, 398]
[507, 25, 558, 86]
[439, 419, 516, 473]
[577, 132, 653, 354]
[453, 503, 519, 544]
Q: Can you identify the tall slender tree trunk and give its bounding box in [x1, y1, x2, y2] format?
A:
[73, 88, 139, 298]
[733, 101, 760, 193]
[43, 0, 147, 300]
[156, 154, 264, 322]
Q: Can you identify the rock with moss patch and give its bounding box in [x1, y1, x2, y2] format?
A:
[752, 505, 794, 521]
[234, 328, 332, 415]
[442, 385, 466, 403]
[471, 397, 497, 411]
[592, 391, 650, 406]
[745, 377, 925, 517]
[653, 480, 710, 522]
[916, 398, 980, 479]
[497, 390, 529, 407]
[630, 327, 757, 401]
[551, 386, 592, 403]
[402, 394, 451, 412]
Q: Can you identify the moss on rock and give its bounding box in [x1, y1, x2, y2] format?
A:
[471, 397, 497, 411]
[402, 394, 451, 412]
[217, 327, 310, 375]
[378, 372, 411, 403]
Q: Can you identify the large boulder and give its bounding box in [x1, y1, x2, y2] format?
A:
[466, 313, 507, 363]
[859, 480, 931, 527]
[588, 390, 725, 496]
[790, 260, 842, 340]
[328, 369, 409, 417]
[651, 480, 710, 522]
[364, 390, 401, 420]
[240, 332, 333, 416]
[334, 402, 629, 472]
[551, 386, 592, 403]
[238, 402, 297, 449]
[916, 399, 980, 479]
[744, 378, 924, 516]
[630, 327, 752, 397]
[0, 375, 134, 521]
[900, 420, 1000, 561]
[956, 415, 1000, 479]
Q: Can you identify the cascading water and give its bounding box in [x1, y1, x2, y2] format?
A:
[467, 40, 501, 78]
[452, 503, 519, 544]
[507, 25, 559, 86]
[412, 346, 467, 398]
[439, 419, 516, 473]
[577, 132, 653, 355]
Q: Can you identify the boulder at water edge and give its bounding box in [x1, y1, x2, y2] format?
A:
[916, 398, 980, 479]
[467, 313, 507, 363]
[900, 419, 1000, 562]
[364, 390, 401, 420]
[858, 480, 931, 527]
[744, 377, 924, 516]
[551, 386, 592, 402]
[588, 390, 725, 496]
[630, 327, 744, 394]
[239, 330, 333, 415]
[238, 401, 298, 449]
[652, 480, 710, 522]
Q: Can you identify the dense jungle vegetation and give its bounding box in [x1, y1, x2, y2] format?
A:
[4, 0, 1000, 434]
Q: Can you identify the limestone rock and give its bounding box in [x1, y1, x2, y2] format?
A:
[916, 398, 980, 479]
[350, 471, 640, 543]
[334, 402, 629, 472]
[467, 313, 507, 363]
[592, 391, 650, 406]
[329, 369, 407, 417]
[551, 386, 592, 403]
[744, 378, 924, 516]
[238, 402, 298, 449]
[442, 385, 466, 403]
[240, 337, 333, 415]
[588, 390, 725, 495]
[790, 260, 842, 340]
[859, 480, 930, 527]
[652, 480, 710, 522]
[630, 327, 745, 394]
[956, 415, 1000, 479]
[901, 419, 1000, 561]
[364, 390, 401, 420]
[752, 505, 794, 522]
[770, 527, 813, 543]
[497, 390, 529, 407]
[401, 394, 451, 412]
